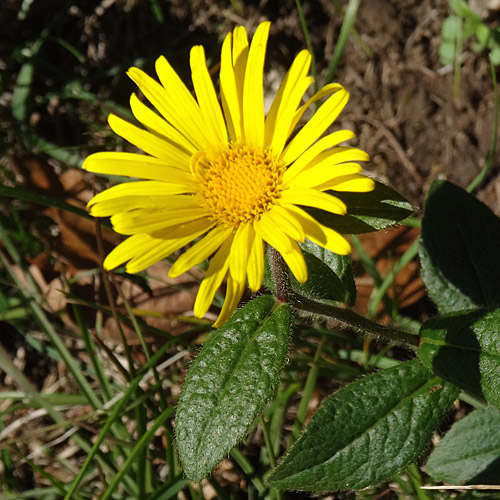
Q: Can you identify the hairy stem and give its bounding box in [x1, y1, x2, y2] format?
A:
[289, 291, 419, 349]
[268, 246, 419, 349]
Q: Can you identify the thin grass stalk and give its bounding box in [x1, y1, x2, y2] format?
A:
[290, 339, 322, 442]
[100, 406, 175, 500]
[351, 235, 394, 317]
[144, 478, 189, 500]
[0, 242, 101, 409]
[230, 448, 267, 496]
[467, 59, 499, 192]
[324, 0, 361, 85]
[94, 219, 135, 381]
[0, 341, 133, 493]
[295, 0, 318, 92]
[63, 340, 177, 499]
[72, 303, 112, 402]
[367, 239, 420, 318]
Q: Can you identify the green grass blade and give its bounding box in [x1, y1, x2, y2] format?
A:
[367, 238, 420, 318]
[0, 185, 98, 222]
[295, 0, 318, 90]
[100, 406, 175, 500]
[324, 0, 361, 85]
[63, 340, 177, 499]
[467, 59, 499, 192]
[145, 478, 190, 500]
[290, 340, 322, 442]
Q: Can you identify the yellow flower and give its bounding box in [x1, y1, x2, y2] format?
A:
[84, 21, 374, 326]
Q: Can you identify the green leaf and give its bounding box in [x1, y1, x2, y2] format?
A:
[490, 45, 500, 66]
[176, 296, 291, 482]
[418, 309, 500, 409]
[420, 180, 500, 313]
[464, 16, 480, 39]
[475, 22, 490, 49]
[291, 240, 356, 305]
[307, 181, 414, 234]
[427, 405, 500, 484]
[442, 15, 461, 41]
[270, 360, 458, 491]
[449, 0, 474, 18]
[439, 41, 456, 65]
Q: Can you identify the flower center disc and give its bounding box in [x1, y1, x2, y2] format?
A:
[193, 144, 285, 227]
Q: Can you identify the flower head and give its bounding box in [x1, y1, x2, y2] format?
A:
[84, 22, 374, 326]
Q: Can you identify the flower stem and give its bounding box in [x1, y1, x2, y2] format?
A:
[268, 247, 291, 303]
[289, 291, 419, 350]
[268, 246, 419, 349]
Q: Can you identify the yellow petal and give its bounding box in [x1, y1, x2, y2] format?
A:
[108, 114, 186, 163]
[242, 21, 270, 147]
[88, 180, 193, 216]
[103, 219, 211, 272]
[154, 56, 216, 148]
[194, 236, 233, 318]
[83, 152, 193, 184]
[266, 205, 305, 241]
[317, 174, 375, 192]
[220, 32, 242, 142]
[129, 93, 196, 157]
[111, 206, 205, 235]
[283, 204, 351, 255]
[232, 25, 249, 104]
[168, 225, 234, 278]
[190, 45, 228, 146]
[229, 223, 254, 284]
[278, 188, 347, 215]
[281, 85, 349, 166]
[265, 50, 312, 153]
[127, 65, 207, 151]
[125, 218, 213, 273]
[282, 238, 308, 283]
[282, 130, 356, 183]
[247, 230, 264, 292]
[285, 163, 363, 191]
[287, 83, 344, 138]
[254, 214, 308, 283]
[104, 234, 156, 270]
[213, 274, 246, 327]
[254, 214, 293, 253]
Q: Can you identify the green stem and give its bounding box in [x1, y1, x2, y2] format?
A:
[269, 244, 418, 349]
[289, 292, 419, 350]
[291, 340, 323, 442]
[230, 449, 267, 496]
[268, 247, 291, 303]
[324, 0, 361, 85]
[295, 0, 318, 92]
[467, 59, 499, 192]
[367, 238, 420, 318]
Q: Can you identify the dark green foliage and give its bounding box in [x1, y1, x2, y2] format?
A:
[270, 360, 458, 491]
[176, 296, 292, 482]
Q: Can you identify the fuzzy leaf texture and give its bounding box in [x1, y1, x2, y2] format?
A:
[419, 308, 500, 409]
[263, 243, 356, 305]
[420, 180, 500, 313]
[307, 181, 414, 234]
[176, 295, 291, 482]
[426, 405, 500, 484]
[270, 360, 458, 491]
[294, 240, 356, 305]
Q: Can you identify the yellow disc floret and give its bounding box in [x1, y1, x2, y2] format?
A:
[192, 143, 285, 227]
